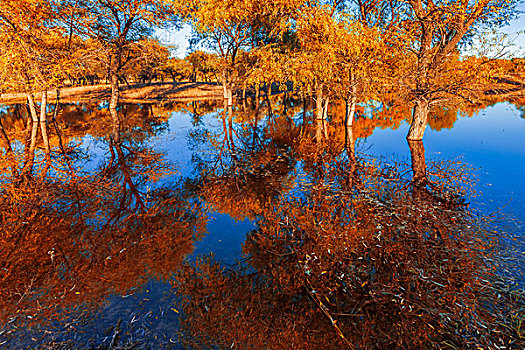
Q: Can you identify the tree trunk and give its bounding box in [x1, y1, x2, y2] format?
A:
[228, 104, 235, 153]
[254, 85, 260, 110]
[323, 97, 329, 120]
[315, 88, 325, 142]
[242, 85, 246, 110]
[345, 124, 355, 157]
[0, 117, 13, 154]
[222, 99, 230, 150]
[0, 116, 18, 178]
[266, 92, 273, 119]
[345, 76, 357, 128]
[52, 88, 60, 122]
[322, 97, 329, 139]
[27, 93, 39, 123]
[221, 68, 233, 107]
[301, 95, 308, 137]
[39, 90, 50, 158]
[50, 89, 74, 172]
[24, 94, 39, 175]
[283, 91, 288, 115]
[408, 139, 438, 204]
[407, 100, 429, 140]
[223, 82, 233, 107]
[23, 108, 32, 152]
[345, 124, 357, 188]
[227, 87, 233, 107]
[252, 109, 259, 148]
[110, 73, 121, 144]
[114, 143, 145, 212]
[408, 139, 427, 183]
[345, 96, 356, 128]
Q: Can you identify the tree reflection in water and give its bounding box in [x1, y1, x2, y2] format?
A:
[176, 119, 523, 349]
[0, 96, 523, 349]
[0, 103, 207, 346]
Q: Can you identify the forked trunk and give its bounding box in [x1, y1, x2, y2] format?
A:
[114, 142, 145, 212]
[49, 89, 74, 172]
[407, 100, 429, 140]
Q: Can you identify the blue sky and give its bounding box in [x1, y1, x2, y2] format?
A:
[156, 24, 192, 58]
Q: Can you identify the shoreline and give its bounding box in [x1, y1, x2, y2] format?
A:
[0, 82, 224, 105]
[1, 79, 523, 106]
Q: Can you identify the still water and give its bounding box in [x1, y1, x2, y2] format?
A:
[0, 98, 524, 349]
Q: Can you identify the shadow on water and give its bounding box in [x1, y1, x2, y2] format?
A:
[0, 95, 523, 349]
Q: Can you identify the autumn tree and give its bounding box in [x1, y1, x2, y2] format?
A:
[182, 0, 253, 105]
[123, 38, 171, 84]
[181, 0, 304, 106]
[288, 5, 396, 142]
[184, 50, 217, 82]
[403, 0, 521, 140]
[65, 0, 179, 137]
[0, 0, 76, 167]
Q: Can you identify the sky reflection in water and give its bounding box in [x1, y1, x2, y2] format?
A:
[364, 102, 525, 221]
[0, 100, 523, 349]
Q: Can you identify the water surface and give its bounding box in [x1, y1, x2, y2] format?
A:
[0, 98, 523, 349]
